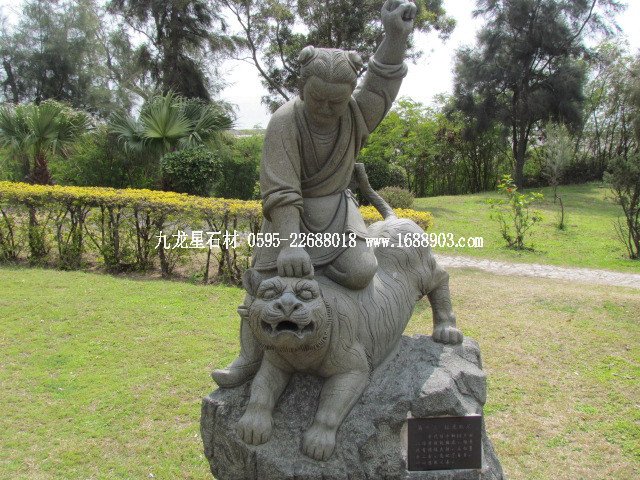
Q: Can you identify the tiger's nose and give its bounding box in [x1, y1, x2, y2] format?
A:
[274, 295, 303, 317]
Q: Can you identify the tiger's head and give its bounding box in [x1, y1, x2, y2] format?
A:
[243, 271, 331, 353]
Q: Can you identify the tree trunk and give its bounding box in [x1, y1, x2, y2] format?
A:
[2, 60, 20, 104]
[513, 125, 529, 189]
[32, 151, 53, 185]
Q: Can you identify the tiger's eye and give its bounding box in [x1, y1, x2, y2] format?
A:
[262, 288, 279, 300]
[297, 289, 314, 301]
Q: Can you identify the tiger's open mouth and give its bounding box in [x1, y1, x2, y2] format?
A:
[261, 319, 315, 337]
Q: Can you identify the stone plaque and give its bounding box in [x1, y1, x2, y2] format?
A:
[407, 415, 482, 471]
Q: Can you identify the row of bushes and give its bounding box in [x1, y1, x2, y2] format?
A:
[0, 182, 433, 284]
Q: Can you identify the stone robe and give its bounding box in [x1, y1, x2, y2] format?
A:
[254, 59, 407, 271]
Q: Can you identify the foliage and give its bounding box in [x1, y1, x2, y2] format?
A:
[51, 127, 158, 189]
[110, 92, 233, 156]
[0, 203, 22, 261]
[361, 98, 508, 197]
[377, 186, 414, 209]
[361, 100, 442, 195]
[107, 0, 231, 101]
[0, 100, 90, 185]
[488, 175, 543, 250]
[0, 146, 23, 182]
[0, 0, 129, 116]
[0, 181, 432, 279]
[594, 49, 640, 260]
[444, 98, 510, 192]
[109, 92, 233, 191]
[576, 44, 639, 180]
[0, 180, 262, 277]
[358, 205, 432, 229]
[221, 0, 455, 110]
[542, 123, 574, 229]
[454, 0, 622, 188]
[161, 146, 222, 196]
[605, 152, 640, 260]
[359, 157, 399, 192]
[214, 135, 262, 200]
[387, 163, 408, 189]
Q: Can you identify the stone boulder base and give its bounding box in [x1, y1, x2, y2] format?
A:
[201, 335, 505, 480]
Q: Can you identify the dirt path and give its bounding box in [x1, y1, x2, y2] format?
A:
[434, 254, 640, 289]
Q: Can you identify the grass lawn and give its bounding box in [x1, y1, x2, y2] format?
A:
[1, 267, 638, 479]
[414, 182, 640, 273]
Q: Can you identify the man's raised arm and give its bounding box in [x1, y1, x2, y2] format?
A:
[354, 0, 417, 133]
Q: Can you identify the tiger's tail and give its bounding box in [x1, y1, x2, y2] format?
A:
[352, 163, 397, 220]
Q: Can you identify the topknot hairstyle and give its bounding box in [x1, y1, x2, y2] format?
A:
[298, 46, 363, 97]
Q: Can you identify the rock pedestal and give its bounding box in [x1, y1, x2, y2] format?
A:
[201, 335, 505, 480]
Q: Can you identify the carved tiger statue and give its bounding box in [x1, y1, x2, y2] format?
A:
[236, 214, 463, 461]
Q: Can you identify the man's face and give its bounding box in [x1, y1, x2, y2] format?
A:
[302, 76, 353, 127]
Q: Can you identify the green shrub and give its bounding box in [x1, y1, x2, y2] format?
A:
[388, 164, 408, 189]
[361, 157, 392, 191]
[0, 146, 26, 182]
[362, 159, 408, 191]
[378, 186, 414, 209]
[0, 181, 263, 282]
[161, 146, 221, 196]
[53, 127, 158, 189]
[487, 174, 543, 250]
[214, 135, 261, 200]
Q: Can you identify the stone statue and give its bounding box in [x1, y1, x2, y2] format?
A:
[235, 169, 462, 461]
[214, 0, 420, 387]
[210, 0, 464, 464]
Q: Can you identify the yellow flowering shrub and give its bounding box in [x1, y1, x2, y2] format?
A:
[358, 205, 433, 230]
[0, 181, 262, 218]
[0, 181, 433, 281]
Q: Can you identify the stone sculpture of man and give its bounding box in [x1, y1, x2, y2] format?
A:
[213, 0, 418, 388]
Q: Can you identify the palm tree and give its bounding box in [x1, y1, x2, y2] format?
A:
[109, 91, 233, 158]
[0, 100, 90, 185]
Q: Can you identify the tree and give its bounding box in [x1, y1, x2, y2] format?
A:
[221, 0, 454, 110]
[441, 93, 510, 193]
[603, 53, 640, 259]
[0, 100, 90, 185]
[607, 152, 640, 259]
[575, 43, 638, 178]
[360, 97, 508, 197]
[454, 0, 622, 188]
[109, 91, 233, 188]
[541, 122, 573, 229]
[0, 0, 129, 116]
[107, 0, 231, 101]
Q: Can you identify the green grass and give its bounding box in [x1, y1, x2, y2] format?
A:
[0, 267, 244, 479]
[414, 182, 640, 272]
[1, 267, 639, 479]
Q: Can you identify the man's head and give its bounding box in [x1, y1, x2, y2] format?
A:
[298, 47, 363, 127]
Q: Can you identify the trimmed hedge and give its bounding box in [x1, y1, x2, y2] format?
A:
[0, 181, 433, 283]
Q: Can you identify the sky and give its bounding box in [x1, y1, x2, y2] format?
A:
[1, 0, 638, 128]
[222, 0, 640, 128]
